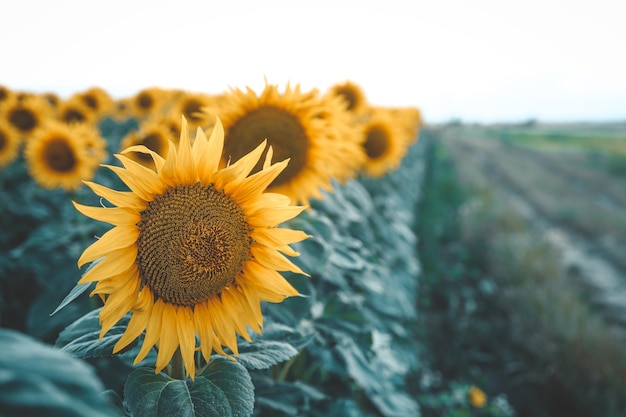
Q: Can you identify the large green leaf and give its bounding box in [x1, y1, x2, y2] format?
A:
[200, 356, 254, 416]
[0, 329, 119, 417]
[124, 368, 232, 417]
[125, 356, 254, 417]
[235, 340, 298, 370]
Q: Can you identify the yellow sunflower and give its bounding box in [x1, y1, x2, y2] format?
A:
[169, 92, 215, 125]
[1, 95, 52, 138]
[387, 106, 423, 145]
[0, 121, 22, 168]
[326, 80, 368, 115]
[73, 117, 309, 379]
[42, 91, 61, 109]
[468, 386, 487, 408]
[204, 81, 360, 204]
[57, 96, 97, 126]
[144, 111, 184, 144]
[0, 85, 15, 106]
[358, 109, 409, 178]
[127, 87, 171, 120]
[74, 87, 114, 118]
[119, 121, 171, 170]
[24, 120, 106, 191]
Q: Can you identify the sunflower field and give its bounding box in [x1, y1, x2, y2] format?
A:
[0, 81, 507, 417]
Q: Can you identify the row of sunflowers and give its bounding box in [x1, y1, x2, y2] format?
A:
[0, 80, 426, 417]
[0, 81, 421, 198]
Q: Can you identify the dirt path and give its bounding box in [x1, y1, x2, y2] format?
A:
[439, 126, 626, 332]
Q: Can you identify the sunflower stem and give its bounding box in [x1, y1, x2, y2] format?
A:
[276, 353, 299, 381]
[169, 348, 185, 380]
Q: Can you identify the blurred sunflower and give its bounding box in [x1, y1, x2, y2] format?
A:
[42, 91, 61, 109]
[73, 117, 309, 379]
[358, 110, 409, 178]
[57, 97, 97, 126]
[205, 81, 359, 204]
[0, 121, 22, 168]
[326, 80, 368, 115]
[0, 85, 14, 106]
[169, 92, 215, 126]
[127, 87, 171, 120]
[1, 95, 52, 138]
[74, 87, 114, 118]
[468, 386, 487, 408]
[388, 106, 423, 145]
[119, 121, 171, 170]
[24, 120, 106, 191]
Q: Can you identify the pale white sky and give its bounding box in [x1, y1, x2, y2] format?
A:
[2, 0, 625, 123]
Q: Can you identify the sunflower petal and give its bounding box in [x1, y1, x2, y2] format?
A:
[176, 306, 196, 378]
[121, 144, 166, 173]
[99, 275, 140, 338]
[114, 154, 164, 194]
[154, 304, 180, 374]
[134, 299, 165, 365]
[243, 260, 301, 298]
[73, 202, 140, 226]
[228, 159, 289, 204]
[78, 248, 138, 284]
[206, 298, 239, 355]
[113, 287, 153, 353]
[175, 117, 195, 184]
[194, 301, 216, 362]
[247, 204, 307, 228]
[78, 226, 138, 268]
[200, 118, 224, 176]
[83, 181, 145, 210]
[221, 288, 253, 342]
[104, 165, 155, 201]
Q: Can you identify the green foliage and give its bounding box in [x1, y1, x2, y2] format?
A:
[124, 359, 254, 417]
[0, 328, 119, 417]
[1, 116, 426, 416]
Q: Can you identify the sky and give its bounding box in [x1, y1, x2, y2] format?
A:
[2, 0, 625, 123]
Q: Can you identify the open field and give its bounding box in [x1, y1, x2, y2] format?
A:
[416, 122, 626, 417]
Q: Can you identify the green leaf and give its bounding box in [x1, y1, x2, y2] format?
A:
[235, 340, 298, 370]
[125, 363, 254, 417]
[201, 356, 254, 416]
[0, 328, 119, 417]
[50, 281, 93, 316]
[56, 308, 132, 358]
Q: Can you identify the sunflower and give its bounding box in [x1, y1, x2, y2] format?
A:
[119, 120, 171, 169]
[149, 111, 183, 142]
[169, 91, 215, 125]
[468, 386, 487, 408]
[42, 91, 61, 109]
[74, 87, 114, 118]
[24, 120, 106, 190]
[204, 81, 360, 204]
[0, 85, 14, 106]
[0, 121, 22, 168]
[358, 109, 409, 178]
[127, 87, 171, 120]
[73, 117, 309, 379]
[1, 95, 52, 138]
[326, 80, 368, 115]
[388, 106, 423, 145]
[57, 96, 97, 126]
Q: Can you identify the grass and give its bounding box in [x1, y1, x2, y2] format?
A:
[487, 123, 626, 155]
[415, 128, 626, 417]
